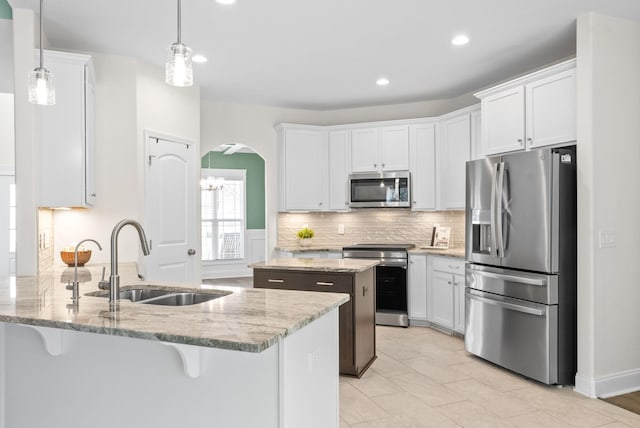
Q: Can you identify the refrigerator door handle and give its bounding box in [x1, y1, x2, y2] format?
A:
[490, 162, 498, 258]
[496, 162, 505, 258]
[467, 289, 546, 316]
[469, 268, 547, 286]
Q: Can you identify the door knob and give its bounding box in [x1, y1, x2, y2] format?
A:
[187, 249, 196, 255]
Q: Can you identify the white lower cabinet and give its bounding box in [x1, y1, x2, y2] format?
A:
[428, 256, 466, 334]
[407, 254, 427, 321]
[453, 273, 465, 334]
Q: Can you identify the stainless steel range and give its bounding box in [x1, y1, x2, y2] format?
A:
[342, 243, 414, 327]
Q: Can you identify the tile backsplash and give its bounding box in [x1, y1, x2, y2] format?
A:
[278, 210, 465, 249]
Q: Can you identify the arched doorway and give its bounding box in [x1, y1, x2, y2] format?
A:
[200, 143, 266, 285]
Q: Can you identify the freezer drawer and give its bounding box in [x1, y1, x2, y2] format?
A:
[464, 288, 558, 384]
[466, 263, 558, 305]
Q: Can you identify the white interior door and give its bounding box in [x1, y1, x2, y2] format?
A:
[145, 134, 197, 284]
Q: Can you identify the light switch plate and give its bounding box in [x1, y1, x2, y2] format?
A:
[338, 224, 345, 235]
[598, 229, 616, 248]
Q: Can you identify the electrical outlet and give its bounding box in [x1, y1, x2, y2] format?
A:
[338, 224, 345, 235]
[598, 229, 616, 248]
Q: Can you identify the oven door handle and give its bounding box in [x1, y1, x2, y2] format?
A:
[467, 289, 545, 316]
[376, 259, 408, 268]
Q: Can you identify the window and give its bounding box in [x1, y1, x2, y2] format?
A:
[201, 169, 246, 261]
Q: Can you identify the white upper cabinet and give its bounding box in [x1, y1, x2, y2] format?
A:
[525, 69, 577, 149]
[37, 50, 96, 208]
[351, 128, 379, 172]
[437, 106, 477, 210]
[475, 59, 576, 157]
[480, 87, 525, 155]
[379, 125, 410, 171]
[409, 122, 436, 211]
[327, 130, 351, 211]
[277, 125, 327, 211]
[351, 125, 409, 172]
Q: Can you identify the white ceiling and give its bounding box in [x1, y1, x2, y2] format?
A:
[8, 0, 640, 110]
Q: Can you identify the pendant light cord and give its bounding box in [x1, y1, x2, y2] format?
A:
[39, 0, 44, 68]
[177, 0, 181, 44]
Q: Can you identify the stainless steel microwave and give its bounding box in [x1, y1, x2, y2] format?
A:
[348, 171, 411, 208]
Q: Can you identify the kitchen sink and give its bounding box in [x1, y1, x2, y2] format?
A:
[118, 288, 173, 302]
[139, 291, 231, 306]
[86, 287, 232, 306]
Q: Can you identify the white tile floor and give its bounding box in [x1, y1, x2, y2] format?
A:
[340, 326, 640, 428]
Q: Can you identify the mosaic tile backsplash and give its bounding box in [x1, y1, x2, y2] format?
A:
[278, 210, 465, 249]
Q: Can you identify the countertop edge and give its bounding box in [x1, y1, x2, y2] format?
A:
[0, 291, 349, 352]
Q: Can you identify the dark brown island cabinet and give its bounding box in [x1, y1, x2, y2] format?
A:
[253, 266, 376, 377]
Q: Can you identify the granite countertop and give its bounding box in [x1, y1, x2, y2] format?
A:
[0, 264, 348, 353]
[409, 247, 466, 259]
[275, 245, 344, 253]
[251, 258, 378, 273]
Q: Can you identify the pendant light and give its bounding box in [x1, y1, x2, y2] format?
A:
[29, 0, 55, 105]
[200, 152, 224, 191]
[166, 0, 193, 87]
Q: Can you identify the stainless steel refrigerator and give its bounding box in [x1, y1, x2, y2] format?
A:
[464, 145, 576, 385]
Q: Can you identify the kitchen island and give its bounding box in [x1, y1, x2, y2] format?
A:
[0, 264, 348, 428]
[252, 258, 377, 377]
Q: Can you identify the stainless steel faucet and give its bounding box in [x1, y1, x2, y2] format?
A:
[99, 219, 151, 309]
[67, 238, 102, 302]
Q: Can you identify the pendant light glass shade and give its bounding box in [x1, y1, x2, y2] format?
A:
[29, 67, 55, 105]
[166, 42, 193, 87]
[166, 0, 193, 87]
[29, 0, 55, 105]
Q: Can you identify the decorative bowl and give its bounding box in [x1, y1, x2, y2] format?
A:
[60, 250, 92, 267]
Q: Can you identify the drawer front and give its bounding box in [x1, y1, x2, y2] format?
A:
[465, 288, 558, 384]
[432, 257, 465, 274]
[253, 269, 353, 294]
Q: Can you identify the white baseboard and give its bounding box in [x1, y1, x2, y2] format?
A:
[575, 368, 640, 398]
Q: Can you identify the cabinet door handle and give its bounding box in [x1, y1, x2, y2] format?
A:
[373, 163, 377, 168]
[316, 281, 334, 286]
[527, 137, 532, 142]
[447, 281, 452, 285]
[268, 279, 284, 283]
[517, 138, 523, 145]
[362, 285, 367, 296]
[381, 163, 385, 168]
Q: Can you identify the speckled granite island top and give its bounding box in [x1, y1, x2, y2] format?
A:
[0, 265, 348, 353]
[250, 258, 378, 273]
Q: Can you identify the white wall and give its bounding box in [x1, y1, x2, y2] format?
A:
[12, 8, 38, 276]
[200, 96, 477, 258]
[0, 94, 14, 175]
[575, 12, 640, 398]
[0, 19, 13, 94]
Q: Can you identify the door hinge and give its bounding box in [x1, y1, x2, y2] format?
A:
[148, 155, 156, 166]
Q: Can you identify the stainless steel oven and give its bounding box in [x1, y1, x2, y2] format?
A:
[343, 244, 414, 327]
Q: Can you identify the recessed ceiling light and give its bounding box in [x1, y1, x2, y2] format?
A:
[451, 34, 470, 46]
[376, 78, 390, 86]
[216, 0, 236, 4]
[193, 54, 208, 64]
